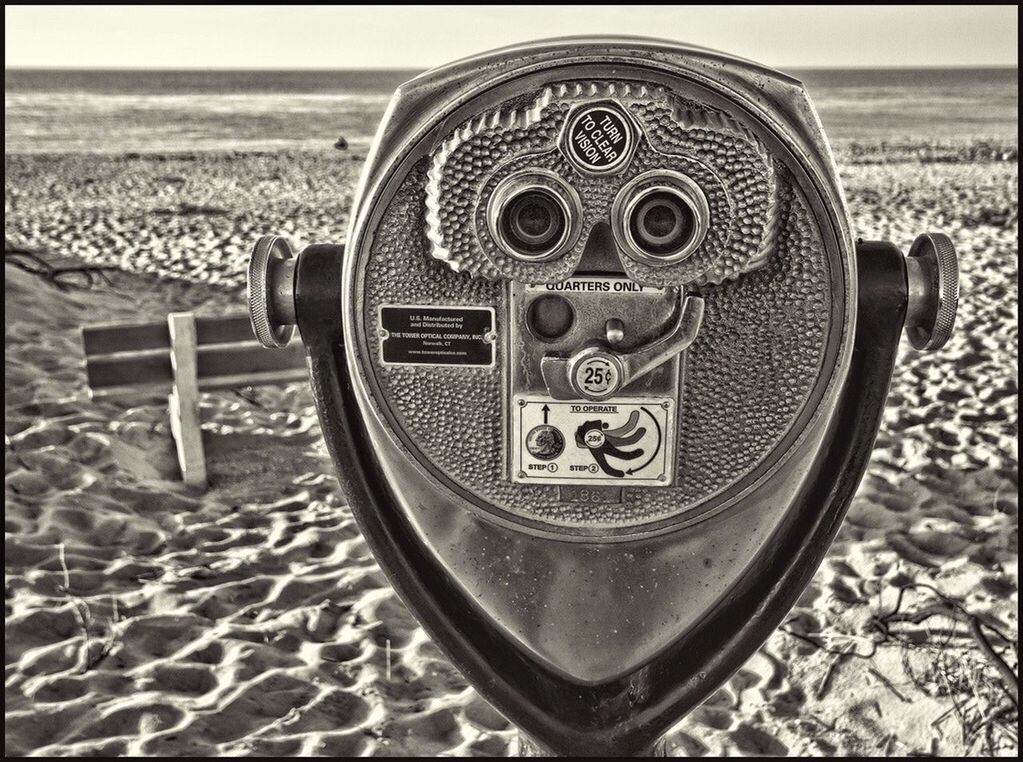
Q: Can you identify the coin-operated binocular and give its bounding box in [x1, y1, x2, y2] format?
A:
[248, 37, 959, 756]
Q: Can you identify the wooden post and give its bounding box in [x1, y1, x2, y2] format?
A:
[167, 312, 207, 488]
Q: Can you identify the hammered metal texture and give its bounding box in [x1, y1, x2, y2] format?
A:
[425, 81, 779, 287]
[362, 150, 832, 529]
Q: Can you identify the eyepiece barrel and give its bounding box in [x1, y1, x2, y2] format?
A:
[487, 171, 582, 263]
[612, 171, 709, 267]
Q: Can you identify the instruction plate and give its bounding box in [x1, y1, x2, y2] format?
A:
[511, 395, 675, 486]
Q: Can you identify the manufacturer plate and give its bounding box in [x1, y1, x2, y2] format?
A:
[511, 395, 675, 486]
[379, 305, 495, 367]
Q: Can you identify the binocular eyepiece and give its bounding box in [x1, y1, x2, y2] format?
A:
[613, 171, 709, 264]
[489, 171, 581, 262]
[485, 167, 710, 268]
[247, 37, 959, 756]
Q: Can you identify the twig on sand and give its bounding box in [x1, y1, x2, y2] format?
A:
[877, 582, 1019, 754]
[6, 239, 121, 291]
[881, 732, 898, 755]
[937, 666, 970, 747]
[969, 616, 1020, 705]
[233, 389, 269, 409]
[784, 579, 1017, 753]
[931, 701, 961, 730]
[780, 624, 877, 658]
[877, 583, 1018, 705]
[816, 649, 854, 700]
[867, 666, 911, 703]
[56, 543, 94, 670]
[55, 542, 119, 674]
[57, 542, 72, 592]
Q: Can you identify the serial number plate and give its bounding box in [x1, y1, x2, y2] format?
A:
[379, 305, 495, 367]
[511, 395, 675, 486]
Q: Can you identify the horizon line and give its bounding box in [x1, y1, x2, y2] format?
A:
[5, 63, 1019, 73]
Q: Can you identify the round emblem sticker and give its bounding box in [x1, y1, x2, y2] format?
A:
[564, 104, 634, 174]
[573, 354, 621, 399]
[583, 428, 606, 450]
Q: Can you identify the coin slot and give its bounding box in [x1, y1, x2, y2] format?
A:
[527, 294, 575, 342]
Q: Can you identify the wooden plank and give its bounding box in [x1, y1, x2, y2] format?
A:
[200, 367, 309, 391]
[84, 340, 304, 392]
[88, 382, 174, 401]
[85, 349, 173, 391]
[196, 315, 258, 347]
[167, 312, 207, 488]
[82, 321, 169, 355]
[82, 313, 254, 355]
[88, 368, 309, 399]
[196, 342, 307, 380]
[77, 344, 303, 386]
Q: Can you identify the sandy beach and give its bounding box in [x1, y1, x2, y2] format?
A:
[4, 137, 1018, 756]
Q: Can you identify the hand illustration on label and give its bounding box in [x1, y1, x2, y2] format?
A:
[574, 410, 646, 478]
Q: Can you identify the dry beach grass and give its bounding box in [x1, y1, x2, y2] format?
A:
[4, 142, 1018, 756]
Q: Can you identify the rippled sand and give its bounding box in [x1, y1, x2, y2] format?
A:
[4, 143, 1018, 756]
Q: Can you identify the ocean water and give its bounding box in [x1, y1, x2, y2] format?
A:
[4, 67, 1017, 154]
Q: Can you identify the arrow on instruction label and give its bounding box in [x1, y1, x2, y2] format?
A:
[626, 407, 662, 475]
[542, 404, 551, 424]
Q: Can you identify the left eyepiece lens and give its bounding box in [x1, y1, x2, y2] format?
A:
[502, 190, 565, 257]
[488, 172, 581, 263]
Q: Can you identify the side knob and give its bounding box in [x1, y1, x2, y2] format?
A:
[904, 233, 959, 351]
[248, 235, 297, 348]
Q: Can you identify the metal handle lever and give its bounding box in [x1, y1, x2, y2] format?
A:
[540, 294, 704, 401]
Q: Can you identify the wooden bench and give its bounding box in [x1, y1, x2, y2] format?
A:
[81, 312, 307, 487]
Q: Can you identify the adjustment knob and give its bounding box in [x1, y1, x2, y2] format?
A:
[248, 235, 298, 348]
[904, 233, 959, 351]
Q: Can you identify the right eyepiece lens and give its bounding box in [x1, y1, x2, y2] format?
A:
[501, 190, 567, 258]
[630, 191, 696, 257]
[613, 172, 709, 267]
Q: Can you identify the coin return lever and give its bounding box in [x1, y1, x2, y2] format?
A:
[540, 292, 704, 401]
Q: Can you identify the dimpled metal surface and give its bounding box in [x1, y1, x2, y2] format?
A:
[361, 79, 834, 531]
[425, 81, 779, 287]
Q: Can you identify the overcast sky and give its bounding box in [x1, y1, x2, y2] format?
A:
[4, 5, 1018, 70]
